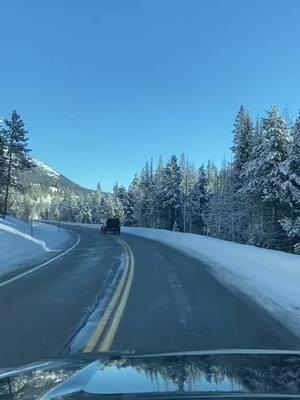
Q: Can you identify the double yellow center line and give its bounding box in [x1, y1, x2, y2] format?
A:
[83, 237, 135, 352]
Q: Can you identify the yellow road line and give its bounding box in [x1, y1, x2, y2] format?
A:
[83, 237, 134, 352]
[97, 239, 135, 351]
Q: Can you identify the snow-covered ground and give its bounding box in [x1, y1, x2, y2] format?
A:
[0, 217, 70, 277]
[32, 158, 60, 178]
[122, 227, 300, 338]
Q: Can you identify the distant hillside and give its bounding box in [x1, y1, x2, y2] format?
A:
[23, 159, 93, 195]
[10, 158, 113, 221]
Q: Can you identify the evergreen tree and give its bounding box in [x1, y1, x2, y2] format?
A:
[284, 113, 300, 207]
[138, 162, 154, 226]
[78, 194, 92, 223]
[180, 154, 197, 232]
[207, 161, 236, 240]
[113, 183, 127, 208]
[231, 106, 254, 185]
[1, 111, 32, 217]
[162, 155, 182, 230]
[127, 174, 142, 226]
[0, 128, 7, 210]
[152, 157, 166, 227]
[190, 165, 209, 233]
[230, 106, 255, 242]
[88, 188, 103, 224]
[242, 107, 290, 248]
[245, 107, 290, 201]
[280, 113, 300, 252]
[123, 187, 137, 226]
[206, 160, 219, 194]
[112, 182, 125, 220]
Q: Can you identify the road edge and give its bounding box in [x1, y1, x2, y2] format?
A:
[0, 233, 81, 288]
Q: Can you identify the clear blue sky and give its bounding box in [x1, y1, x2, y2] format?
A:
[0, 0, 299, 191]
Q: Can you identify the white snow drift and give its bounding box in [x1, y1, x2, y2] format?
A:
[122, 227, 300, 338]
[0, 217, 70, 276]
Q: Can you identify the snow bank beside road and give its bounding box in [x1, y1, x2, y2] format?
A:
[123, 227, 300, 338]
[0, 217, 70, 277]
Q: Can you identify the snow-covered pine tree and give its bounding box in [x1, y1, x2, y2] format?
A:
[206, 160, 219, 194]
[190, 165, 209, 233]
[1, 111, 32, 218]
[147, 158, 157, 227]
[47, 193, 62, 221]
[114, 183, 127, 207]
[138, 163, 153, 227]
[287, 114, 300, 207]
[231, 106, 255, 242]
[57, 190, 81, 222]
[89, 183, 103, 223]
[242, 106, 290, 248]
[207, 160, 236, 240]
[126, 174, 142, 226]
[0, 128, 7, 211]
[100, 195, 113, 221]
[231, 106, 254, 186]
[205, 160, 219, 237]
[123, 187, 136, 226]
[78, 194, 92, 224]
[180, 153, 188, 231]
[112, 182, 125, 221]
[180, 154, 197, 232]
[162, 155, 183, 230]
[279, 113, 300, 252]
[151, 156, 166, 228]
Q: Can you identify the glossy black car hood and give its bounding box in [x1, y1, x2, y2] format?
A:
[1, 350, 300, 399]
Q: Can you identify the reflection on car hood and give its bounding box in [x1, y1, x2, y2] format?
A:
[1, 350, 300, 399]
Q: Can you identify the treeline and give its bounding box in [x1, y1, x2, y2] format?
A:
[112, 106, 300, 253]
[7, 180, 119, 225]
[38, 185, 119, 224]
[1, 106, 299, 254]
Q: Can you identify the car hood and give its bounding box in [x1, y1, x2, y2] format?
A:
[1, 350, 300, 399]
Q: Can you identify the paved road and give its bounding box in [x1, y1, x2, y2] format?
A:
[0, 226, 123, 368]
[113, 234, 300, 352]
[1, 226, 299, 368]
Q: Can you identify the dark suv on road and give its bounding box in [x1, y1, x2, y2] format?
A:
[103, 218, 121, 234]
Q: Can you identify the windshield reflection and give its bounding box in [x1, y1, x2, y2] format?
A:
[1, 353, 300, 399]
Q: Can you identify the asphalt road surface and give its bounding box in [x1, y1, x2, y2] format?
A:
[0, 225, 299, 368]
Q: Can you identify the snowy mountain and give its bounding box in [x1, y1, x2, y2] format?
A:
[10, 158, 113, 222]
[23, 159, 93, 195]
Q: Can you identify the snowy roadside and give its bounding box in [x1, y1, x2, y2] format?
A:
[0, 217, 71, 277]
[26, 221, 300, 338]
[122, 227, 300, 339]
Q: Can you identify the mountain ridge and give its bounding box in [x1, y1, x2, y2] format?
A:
[24, 158, 95, 195]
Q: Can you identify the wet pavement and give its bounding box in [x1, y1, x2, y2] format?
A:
[0, 226, 123, 368]
[1, 226, 299, 369]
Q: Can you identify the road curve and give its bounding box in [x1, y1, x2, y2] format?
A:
[1, 226, 299, 369]
[0, 226, 123, 368]
[112, 233, 300, 352]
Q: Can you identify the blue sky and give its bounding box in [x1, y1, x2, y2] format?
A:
[0, 0, 300, 191]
